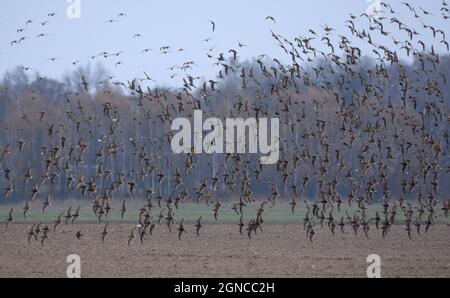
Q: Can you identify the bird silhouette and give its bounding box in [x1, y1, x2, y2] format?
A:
[178, 219, 186, 240]
[195, 216, 202, 236]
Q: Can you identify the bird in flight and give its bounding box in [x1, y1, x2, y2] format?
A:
[195, 216, 202, 236]
[238, 41, 247, 47]
[101, 223, 109, 243]
[178, 218, 186, 240]
[36, 33, 49, 39]
[128, 226, 137, 247]
[265, 16, 276, 24]
[121, 200, 127, 219]
[75, 231, 83, 240]
[5, 209, 14, 228]
[209, 20, 216, 32]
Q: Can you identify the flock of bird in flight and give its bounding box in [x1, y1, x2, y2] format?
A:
[1, 1, 450, 247]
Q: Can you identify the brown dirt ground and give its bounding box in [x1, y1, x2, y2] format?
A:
[0, 224, 449, 278]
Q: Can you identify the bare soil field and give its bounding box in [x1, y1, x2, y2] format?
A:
[0, 224, 449, 278]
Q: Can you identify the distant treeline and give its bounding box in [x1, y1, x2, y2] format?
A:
[0, 53, 449, 204]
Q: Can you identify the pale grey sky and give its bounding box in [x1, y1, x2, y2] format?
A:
[0, 0, 448, 86]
